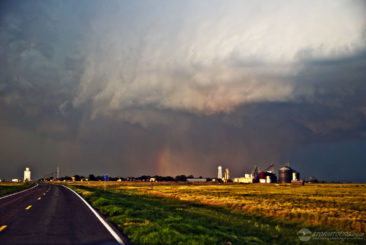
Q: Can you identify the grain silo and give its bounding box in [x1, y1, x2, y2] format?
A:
[24, 167, 31, 182]
[279, 166, 292, 183]
[218, 166, 223, 179]
[224, 168, 230, 182]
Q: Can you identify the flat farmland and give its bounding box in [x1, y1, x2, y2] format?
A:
[65, 182, 366, 244]
[0, 182, 35, 197]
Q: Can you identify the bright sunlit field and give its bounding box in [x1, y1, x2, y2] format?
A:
[64, 182, 365, 244]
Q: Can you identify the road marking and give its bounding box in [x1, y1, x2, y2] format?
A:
[25, 205, 32, 210]
[0, 225, 7, 232]
[0, 184, 39, 200]
[63, 185, 125, 245]
[37, 197, 41, 200]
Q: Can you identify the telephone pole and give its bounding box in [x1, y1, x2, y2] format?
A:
[56, 166, 60, 179]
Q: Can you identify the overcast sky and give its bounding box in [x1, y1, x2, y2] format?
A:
[0, 0, 365, 181]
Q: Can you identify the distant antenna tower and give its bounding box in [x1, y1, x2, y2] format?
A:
[56, 166, 60, 179]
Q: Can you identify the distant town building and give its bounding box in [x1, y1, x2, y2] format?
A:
[259, 171, 277, 183]
[24, 167, 31, 181]
[218, 166, 223, 179]
[187, 178, 207, 182]
[291, 170, 304, 185]
[234, 173, 254, 183]
[233, 177, 244, 183]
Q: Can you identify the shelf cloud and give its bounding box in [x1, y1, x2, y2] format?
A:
[72, 0, 365, 119]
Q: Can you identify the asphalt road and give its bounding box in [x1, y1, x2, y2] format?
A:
[0, 183, 126, 245]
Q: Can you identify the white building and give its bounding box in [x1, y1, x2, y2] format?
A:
[234, 174, 254, 183]
[187, 178, 207, 182]
[24, 167, 31, 181]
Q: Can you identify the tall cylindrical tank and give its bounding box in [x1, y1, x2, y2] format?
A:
[24, 167, 31, 182]
[218, 166, 223, 179]
[279, 166, 292, 183]
[224, 168, 230, 181]
[266, 175, 271, 183]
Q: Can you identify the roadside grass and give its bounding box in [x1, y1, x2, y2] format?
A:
[68, 184, 362, 245]
[0, 182, 35, 197]
[80, 182, 366, 233]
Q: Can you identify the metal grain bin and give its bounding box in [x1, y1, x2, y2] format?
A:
[279, 166, 293, 183]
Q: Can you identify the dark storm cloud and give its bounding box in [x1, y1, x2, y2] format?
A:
[0, 0, 365, 181]
[0, 0, 86, 117]
[292, 52, 366, 137]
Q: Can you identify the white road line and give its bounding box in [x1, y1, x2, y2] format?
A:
[63, 185, 125, 245]
[0, 183, 39, 200]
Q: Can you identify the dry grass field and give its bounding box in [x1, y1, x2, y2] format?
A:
[134, 182, 366, 233]
[63, 181, 365, 244]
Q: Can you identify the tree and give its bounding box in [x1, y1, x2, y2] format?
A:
[73, 175, 81, 181]
[175, 175, 187, 181]
[88, 174, 97, 181]
[136, 175, 151, 181]
[164, 176, 175, 182]
[64, 176, 72, 181]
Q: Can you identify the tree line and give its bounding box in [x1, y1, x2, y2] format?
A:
[45, 174, 210, 182]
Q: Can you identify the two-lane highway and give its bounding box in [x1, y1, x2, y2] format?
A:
[0, 184, 126, 245]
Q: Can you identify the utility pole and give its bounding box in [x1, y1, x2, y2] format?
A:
[56, 166, 60, 179]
